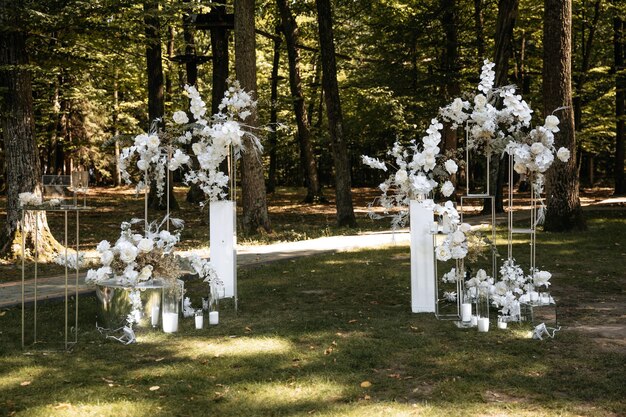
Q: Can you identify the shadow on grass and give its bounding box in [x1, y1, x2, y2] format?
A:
[0, 209, 624, 416]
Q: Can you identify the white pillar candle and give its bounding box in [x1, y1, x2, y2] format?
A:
[540, 294, 550, 304]
[497, 319, 507, 329]
[195, 314, 204, 330]
[209, 311, 219, 325]
[530, 291, 539, 302]
[461, 303, 472, 322]
[151, 306, 160, 327]
[162, 312, 179, 333]
[477, 317, 490, 332]
[471, 315, 478, 326]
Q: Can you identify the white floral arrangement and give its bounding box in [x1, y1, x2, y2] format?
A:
[361, 126, 458, 228]
[118, 79, 260, 206]
[85, 217, 185, 288]
[184, 79, 263, 205]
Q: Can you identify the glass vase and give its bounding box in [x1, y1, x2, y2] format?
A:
[476, 286, 490, 332]
[208, 284, 224, 325]
[162, 284, 180, 333]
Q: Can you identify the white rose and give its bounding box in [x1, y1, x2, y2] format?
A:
[100, 250, 114, 266]
[530, 142, 545, 155]
[474, 94, 487, 108]
[452, 230, 466, 244]
[441, 180, 454, 197]
[124, 265, 139, 282]
[134, 133, 149, 148]
[146, 134, 160, 150]
[137, 238, 154, 253]
[451, 245, 468, 259]
[557, 147, 570, 162]
[435, 244, 452, 261]
[395, 169, 408, 184]
[172, 110, 189, 125]
[97, 240, 111, 252]
[544, 115, 560, 132]
[117, 241, 138, 264]
[138, 265, 153, 281]
[459, 223, 471, 233]
[444, 159, 458, 175]
[85, 269, 98, 284]
[137, 159, 149, 171]
[513, 162, 528, 175]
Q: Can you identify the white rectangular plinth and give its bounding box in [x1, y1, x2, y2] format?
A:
[410, 200, 435, 313]
[210, 200, 237, 299]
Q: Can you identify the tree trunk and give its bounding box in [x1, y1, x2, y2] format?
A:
[277, 0, 324, 203]
[0, 0, 62, 259]
[543, 0, 586, 231]
[267, 25, 281, 194]
[182, 0, 204, 203]
[439, 0, 460, 154]
[166, 25, 175, 102]
[474, 0, 485, 69]
[144, 0, 178, 210]
[210, 5, 230, 116]
[487, 0, 519, 214]
[113, 71, 122, 186]
[315, 0, 357, 227]
[235, 0, 271, 233]
[573, 0, 601, 130]
[614, 9, 625, 195]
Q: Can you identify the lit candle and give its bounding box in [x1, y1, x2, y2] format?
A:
[151, 306, 160, 327]
[162, 312, 179, 333]
[477, 317, 490, 332]
[461, 303, 472, 322]
[195, 314, 204, 330]
[209, 311, 219, 325]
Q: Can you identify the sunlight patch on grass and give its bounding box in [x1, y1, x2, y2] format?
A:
[0, 365, 47, 390]
[234, 378, 347, 409]
[170, 337, 295, 359]
[21, 399, 161, 417]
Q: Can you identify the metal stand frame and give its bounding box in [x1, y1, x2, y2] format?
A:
[21, 206, 90, 350]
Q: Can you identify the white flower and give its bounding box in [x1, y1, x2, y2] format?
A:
[134, 133, 149, 148]
[451, 245, 468, 259]
[451, 230, 466, 244]
[146, 135, 160, 150]
[18, 192, 42, 207]
[459, 223, 471, 233]
[544, 115, 560, 132]
[138, 265, 153, 281]
[435, 244, 452, 261]
[443, 291, 457, 302]
[411, 173, 433, 195]
[557, 147, 570, 162]
[533, 270, 552, 287]
[444, 159, 458, 175]
[117, 241, 138, 264]
[172, 110, 189, 125]
[137, 159, 149, 171]
[442, 268, 457, 283]
[513, 162, 528, 175]
[395, 169, 408, 184]
[530, 142, 545, 155]
[96, 240, 111, 252]
[137, 238, 154, 253]
[441, 180, 454, 197]
[100, 250, 114, 266]
[361, 155, 387, 171]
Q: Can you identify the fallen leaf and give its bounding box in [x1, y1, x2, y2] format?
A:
[149, 386, 160, 391]
[387, 374, 401, 379]
[363, 394, 371, 400]
[101, 377, 114, 384]
[155, 357, 165, 362]
[245, 326, 252, 332]
[0, 311, 6, 316]
[54, 403, 73, 410]
[348, 319, 358, 324]
[360, 381, 372, 388]
[20, 381, 31, 386]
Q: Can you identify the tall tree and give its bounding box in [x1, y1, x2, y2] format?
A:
[267, 25, 281, 194]
[489, 0, 520, 214]
[144, 0, 178, 210]
[315, 0, 357, 227]
[614, 6, 625, 195]
[0, 0, 62, 258]
[439, 0, 461, 154]
[276, 0, 324, 203]
[543, 0, 586, 231]
[235, 0, 271, 233]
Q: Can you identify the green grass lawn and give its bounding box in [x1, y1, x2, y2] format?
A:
[0, 209, 624, 416]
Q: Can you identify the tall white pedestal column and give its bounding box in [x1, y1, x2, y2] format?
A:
[410, 200, 435, 313]
[210, 200, 236, 299]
